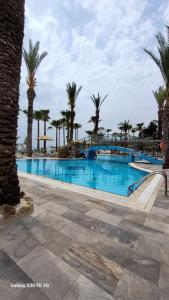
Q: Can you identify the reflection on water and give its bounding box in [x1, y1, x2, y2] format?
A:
[17, 159, 147, 196]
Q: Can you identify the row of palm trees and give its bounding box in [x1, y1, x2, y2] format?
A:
[86, 121, 146, 140]
[23, 108, 82, 152]
[49, 119, 81, 151]
[22, 38, 108, 156]
[118, 121, 145, 138]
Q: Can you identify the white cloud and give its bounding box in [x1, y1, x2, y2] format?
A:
[18, 0, 167, 147]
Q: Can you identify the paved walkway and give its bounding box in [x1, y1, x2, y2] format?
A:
[0, 171, 169, 299]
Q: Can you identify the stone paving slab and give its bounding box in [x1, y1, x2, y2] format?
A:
[145, 217, 169, 234]
[0, 249, 34, 298]
[158, 264, 169, 294]
[18, 246, 79, 300]
[30, 223, 73, 257]
[86, 208, 122, 226]
[63, 244, 123, 295]
[2, 232, 38, 262]
[0, 174, 169, 299]
[62, 209, 138, 246]
[62, 274, 115, 300]
[97, 238, 161, 284]
[113, 272, 167, 300]
[13, 288, 51, 300]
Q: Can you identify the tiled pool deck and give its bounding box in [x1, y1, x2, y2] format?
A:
[0, 164, 169, 299]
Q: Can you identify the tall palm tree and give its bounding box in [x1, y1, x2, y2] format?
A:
[23, 109, 42, 151]
[57, 119, 62, 148]
[50, 120, 60, 151]
[34, 110, 43, 151]
[66, 82, 82, 142]
[0, 0, 25, 206]
[60, 118, 66, 146]
[118, 120, 132, 140]
[40, 110, 50, 153]
[136, 123, 144, 137]
[74, 123, 82, 140]
[144, 26, 169, 168]
[152, 86, 166, 140]
[91, 93, 108, 133]
[61, 109, 71, 143]
[23, 40, 47, 157]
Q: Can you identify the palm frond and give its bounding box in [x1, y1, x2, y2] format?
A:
[23, 40, 47, 82]
[100, 94, 108, 106]
[152, 86, 166, 107]
[144, 48, 161, 67]
[75, 86, 82, 99]
[144, 26, 169, 88]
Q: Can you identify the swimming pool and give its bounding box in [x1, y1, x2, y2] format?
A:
[17, 159, 147, 196]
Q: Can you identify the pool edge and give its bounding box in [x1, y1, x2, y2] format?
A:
[18, 163, 163, 212]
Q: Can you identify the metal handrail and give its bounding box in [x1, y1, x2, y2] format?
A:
[128, 170, 168, 196]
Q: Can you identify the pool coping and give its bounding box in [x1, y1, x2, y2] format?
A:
[18, 162, 163, 212]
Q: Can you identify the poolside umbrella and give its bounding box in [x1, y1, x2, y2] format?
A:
[37, 135, 54, 153]
[37, 135, 54, 141]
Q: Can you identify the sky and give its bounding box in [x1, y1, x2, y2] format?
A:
[18, 0, 169, 148]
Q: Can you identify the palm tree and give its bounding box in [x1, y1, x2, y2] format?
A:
[91, 93, 108, 133]
[0, 0, 24, 206]
[112, 132, 118, 141]
[131, 128, 137, 137]
[106, 129, 112, 140]
[23, 40, 47, 157]
[34, 110, 43, 151]
[66, 82, 82, 142]
[153, 86, 166, 139]
[60, 118, 66, 146]
[85, 130, 93, 144]
[136, 123, 144, 137]
[40, 110, 50, 153]
[88, 115, 101, 132]
[74, 123, 82, 140]
[118, 120, 132, 140]
[144, 26, 169, 168]
[118, 125, 123, 134]
[57, 119, 62, 148]
[50, 120, 60, 151]
[61, 110, 72, 143]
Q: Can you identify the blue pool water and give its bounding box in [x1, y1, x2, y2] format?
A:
[17, 159, 147, 196]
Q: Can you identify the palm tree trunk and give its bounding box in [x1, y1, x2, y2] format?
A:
[55, 128, 58, 151]
[58, 128, 61, 148]
[37, 119, 40, 152]
[77, 129, 78, 140]
[94, 110, 99, 133]
[162, 101, 169, 169]
[158, 108, 163, 140]
[44, 120, 46, 153]
[27, 88, 35, 156]
[67, 127, 69, 143]
[0, 0, 24, 205]
[63, 127, 65, 146]
[125, 130, 127, 141]
[75, 128, 77, 141]
[69, 110, 75, 141]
